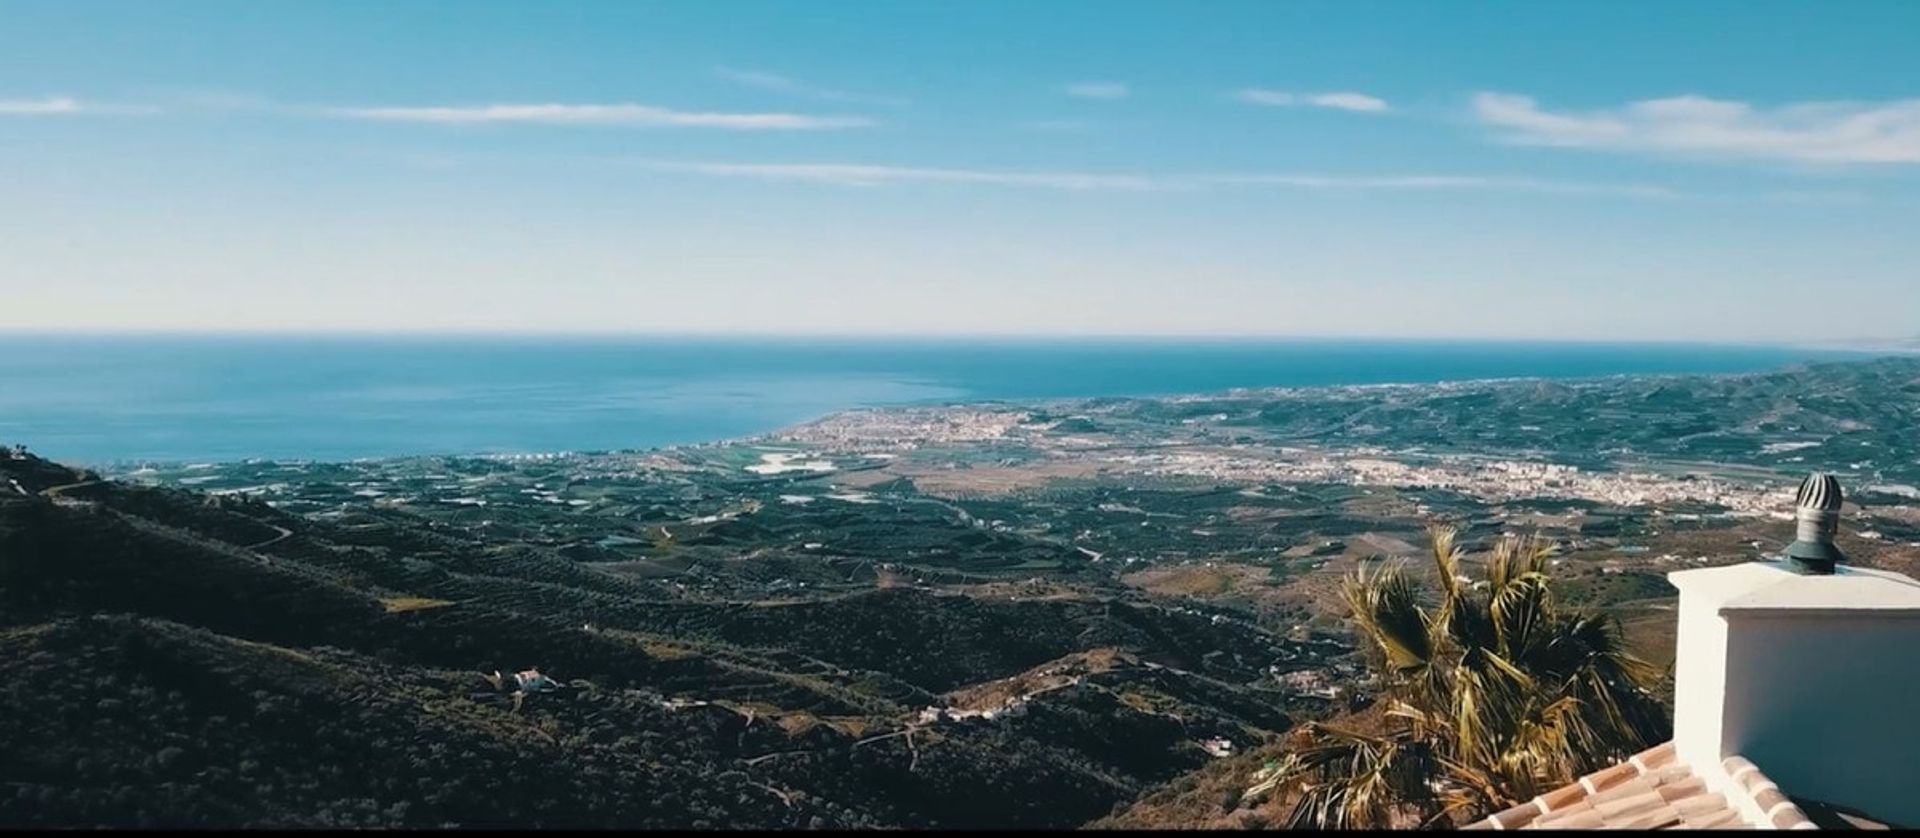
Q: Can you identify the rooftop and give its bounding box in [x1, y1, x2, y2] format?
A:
[1467, 742, 1813, 830]
[1669, 561, 1920, 614]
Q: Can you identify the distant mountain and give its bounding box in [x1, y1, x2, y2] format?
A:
[1087, 355, 1920, 485]
[0, 450, 1300, 829]
[1790, 335, 1920, 354]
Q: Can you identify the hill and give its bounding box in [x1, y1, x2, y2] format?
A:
[0, 449, 1303, 828]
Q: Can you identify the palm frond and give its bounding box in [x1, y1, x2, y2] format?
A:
[1428, 523, 1464, 603]
[1342, 560, 1436, 676]
[1255, 525, 1669, 829]
[1259, 723, 1445, 829]
[1489, 571, 1554, 661]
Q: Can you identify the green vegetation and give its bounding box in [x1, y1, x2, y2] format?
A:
[0, 450, 1307, 829]
[9, 356, 1920, 828]
[1556, 570, 1672, 608]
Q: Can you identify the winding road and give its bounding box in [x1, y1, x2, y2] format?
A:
[244, 524, 294, 551]
[39, 479, 103, 498]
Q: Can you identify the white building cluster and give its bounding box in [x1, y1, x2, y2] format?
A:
[1102, 449, 1791, 513]
[776, 408, 1033, 452]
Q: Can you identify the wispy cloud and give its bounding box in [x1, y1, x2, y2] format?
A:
[2, 91, 873, 129]
[637, 159, 1681, 199]
[330, 102, 874, 130]
[1237, 89, 1390, 113]
[637, 160, 1160, 190]
[1473, 92, 1920, 164]
[714, 67, 908, 106]
[1197, 173, 1678, 200]
[1064, 82, 1130, 100]
[0, 95, 84, 115]
[0, 96, 159, 116]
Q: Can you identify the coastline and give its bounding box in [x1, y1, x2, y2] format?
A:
[61, 348, 1890, 472]
[0, 336, 1879, 467]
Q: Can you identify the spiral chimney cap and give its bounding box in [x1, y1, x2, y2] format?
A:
[1785, 473, 1845, 574]
[1793, 473, 1844, 512]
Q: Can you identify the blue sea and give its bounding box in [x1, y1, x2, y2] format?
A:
[0, 335, 1873, 465]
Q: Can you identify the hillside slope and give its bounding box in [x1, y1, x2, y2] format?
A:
[0, 451, 1300, 829]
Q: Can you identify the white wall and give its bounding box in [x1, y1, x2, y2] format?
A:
[1670, 562, 1920, 828]
[1671, 588, 1731, 770]
[1722, 615, 1920, 826]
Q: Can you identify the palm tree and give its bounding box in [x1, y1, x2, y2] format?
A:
[1246, 525, 1670, 829]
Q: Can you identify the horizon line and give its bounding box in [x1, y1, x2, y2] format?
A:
[0, 327, 1903, 352]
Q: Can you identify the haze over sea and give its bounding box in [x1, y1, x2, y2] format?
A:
[0, 335, 1872, 465]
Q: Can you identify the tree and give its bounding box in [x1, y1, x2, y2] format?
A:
[1245, 525, 1670, 829]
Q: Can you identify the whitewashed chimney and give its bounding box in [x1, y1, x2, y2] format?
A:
[1668, 473, 1920, 826]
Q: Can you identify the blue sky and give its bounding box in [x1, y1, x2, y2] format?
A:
[3, 0, 1918, 341]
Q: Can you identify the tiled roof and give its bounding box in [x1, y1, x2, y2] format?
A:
[1463, 742, 1817, 830]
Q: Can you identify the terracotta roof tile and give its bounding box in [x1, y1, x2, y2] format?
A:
[1459, 740, 1892, 830]
[1587, 776, 1658, 807]
[1755, 787, 1793, 814]
[1673, 791, 1731, 817]
[1773, 807, 1816, 830]
[1655, 776, 1708, 804]
[1636, 741, 1679, 771]
[1584, 761, 1640, 795]
[1465, 741, 1825, 830]
[1489, 799, 1545, 829]
[1619, 807, 1686, 830]
[1679, 802, 1734, 828]
[1591, 787, 1667, 821]
[1548, 807, 1607, 829]
[1722, 756, 1760, 786]
[1539, 781, 1589, 812]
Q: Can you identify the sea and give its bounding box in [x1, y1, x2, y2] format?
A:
[0, 335, 1875, 466]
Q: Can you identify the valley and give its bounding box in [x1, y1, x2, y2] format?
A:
[4, 355, 1919, 828]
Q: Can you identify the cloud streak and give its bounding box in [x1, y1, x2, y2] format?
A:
[638, 161, 1160, 190]
[1196, 173, 1678, 199]
[1473, 92, 1920, 164]
[714, 67, 908, 106]
[1064, 82, 1130, 100]
[0, 96, 158, 116]
[1237, 89, 1389, 113]
[330, 102, 874, 130]
[636, 159, 1681, 199]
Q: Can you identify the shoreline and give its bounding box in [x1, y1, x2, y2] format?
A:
[69, 351, 1898, 473]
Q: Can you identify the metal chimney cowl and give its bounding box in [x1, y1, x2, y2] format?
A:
[1784, 473, 1845, 575]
